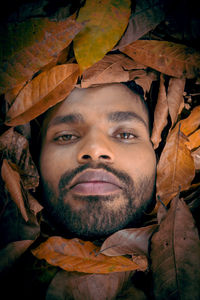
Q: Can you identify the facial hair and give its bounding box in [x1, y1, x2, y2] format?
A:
[40, 162, 155, 238]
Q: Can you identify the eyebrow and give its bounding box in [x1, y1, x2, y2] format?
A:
[47, 111, 147, 130]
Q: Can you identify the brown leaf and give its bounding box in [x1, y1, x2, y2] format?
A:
[122, 40, 200, 79]
[151, 74, 168, 149]
[1, 159, 28, 222]
[32, 236, 143, 274]
[186, 129, 200, 150]
[156, 124, 195, 208]
[81, 53, 145, 88]
[100, 225, 157, 257]
[192, 147, 200, 170]
[5, 64, 79, 126]
[0, 128, 39, 189]
[151, 195, 200, 299]
[46, 269, 134, 300]
[0, 14, 82, 94]
[167, 78, 186, 127]
[0, 240, 33, 273]
[133, 69, 158, 96]
[179, 105, 200, 136]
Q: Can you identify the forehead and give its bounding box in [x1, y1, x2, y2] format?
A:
[43, 83, 149, 128]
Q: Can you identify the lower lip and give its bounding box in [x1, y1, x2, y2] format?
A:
[70, 181, 121, 195]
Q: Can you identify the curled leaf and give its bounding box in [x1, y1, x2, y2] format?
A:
[122, 40, 200, 79]
[180, 106, 200, 136]
[151, 74, 168, 149]
[5, 64, 79, 126]
[73, 0, 131, 71]
[151, 195, 200, 299]
[32, 236, 144, 274]
[186, 129, 200, 150]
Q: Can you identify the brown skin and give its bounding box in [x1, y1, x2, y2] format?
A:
[39, 83, 156, 238]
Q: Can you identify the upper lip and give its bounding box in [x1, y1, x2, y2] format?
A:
[69, 169, 122, 189]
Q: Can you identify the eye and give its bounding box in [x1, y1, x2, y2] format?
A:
[54, 134, 79, 144]
[115, 132, 137, 140]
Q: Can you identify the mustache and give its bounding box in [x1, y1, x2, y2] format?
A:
[58, 162, 134, 192]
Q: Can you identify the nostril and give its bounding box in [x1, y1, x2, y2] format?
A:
[82, 154, 91, 159]
[100, 155, 110, 159]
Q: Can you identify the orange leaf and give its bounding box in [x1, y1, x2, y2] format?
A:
[32, 236, 143, 274]
[5, 64, 79, 126]
[156, 124, 195, 208]
[81, 53, 145, 88]
[122, 40, 200, 78]
[1, 159, 28, 222]
[186, 129, 200, 150]
[179, 105, 200, 136]
[151, 74, 168, 149]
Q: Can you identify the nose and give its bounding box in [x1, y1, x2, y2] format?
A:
[77, 131, 114, 164]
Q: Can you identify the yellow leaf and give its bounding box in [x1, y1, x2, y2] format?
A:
[74, 0, 131, 72]
[32, 236, 142, 274]
[122, 40, 200, 79]
[156, 124, 195, 208]
[1, 159, 28, 222]
[5, 64, 79, 126]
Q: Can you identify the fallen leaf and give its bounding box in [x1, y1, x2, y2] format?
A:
[46, 269, 134, 300]
[151, 74, 168, 149]
[156, 123, 195, 208]
[180, 105, 200, 136]
[1, 159, 28, 222]
[192, 147, 200, 170]
[133, 69, 158, 96]
[0, 14, 82, 94]
[81, 53, 145, 88]
[73, 0, 131, 72]
[100, 225, 157, 257]
[151, 195, 200, 299]
[122, 40, 200, 79]
[115, 0, 167, 49]
[32, 236, 144, 274]
[5, 64, 79, 126]
[4, 83, 26, 106]
[186, 129, 200, 150]
[167, 78, 186, 127]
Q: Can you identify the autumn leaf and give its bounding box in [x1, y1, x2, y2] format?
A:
[81, 53, 146, 88]
[46, 269, 134, 300]
[133, 69, 158, 96]
[5, 64, 79, 126]
[151, 74, 168, 149]
[122, 40, 200, 79]
[73, 0, 131, 72]
[32, 236, 144, 274]
[156, 123, 195, 208]
[151, 195, 200, 299]
[186, 129, 200, 150]
[100, 225, 157, 257]
[179, 105, 200, 136]
[1, 159, 28, 222]
[192, 147, 200, 170]
[0, 14, 82, 94]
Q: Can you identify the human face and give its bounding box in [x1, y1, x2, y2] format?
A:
[39, 83, 156, 238]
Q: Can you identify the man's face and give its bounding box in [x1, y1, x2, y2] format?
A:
[39, 83, 156, 238]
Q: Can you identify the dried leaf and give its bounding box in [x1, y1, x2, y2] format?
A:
[192, 147, 200, 170]
[180, 105, 200, 136]
[0, 240, 33, 273]
[151, 195, 200, 299]
[81, 53, 145, 88]
[1, 159, 28, 222]
[73, 0, 131, 72]
[32, 236, 143, 274]
[134, 69, 158, 95]
[186, 129, 200, 150]
[156, 124, 195, 208]
[0, 14, 82, 94]
[46, 269, 133, 300]
[115, 0, 166, 49]
[100, 225, 157, 257]
[5, 64, 79, 126]
[122, 40, 200, 79]
[167, 78, 186, 127]
[4, 83, 26, 106]
[0, 128, 39, 189]
[151, 74, 168, 149]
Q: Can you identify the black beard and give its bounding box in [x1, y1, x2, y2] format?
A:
[40, 162, 155, 239]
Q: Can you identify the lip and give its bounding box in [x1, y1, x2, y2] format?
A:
[69, 169, 122, 195]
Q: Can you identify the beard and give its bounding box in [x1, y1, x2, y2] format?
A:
[40, 162, 155, 238]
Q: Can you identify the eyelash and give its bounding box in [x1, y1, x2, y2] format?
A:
[54, 131, 137, 144]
